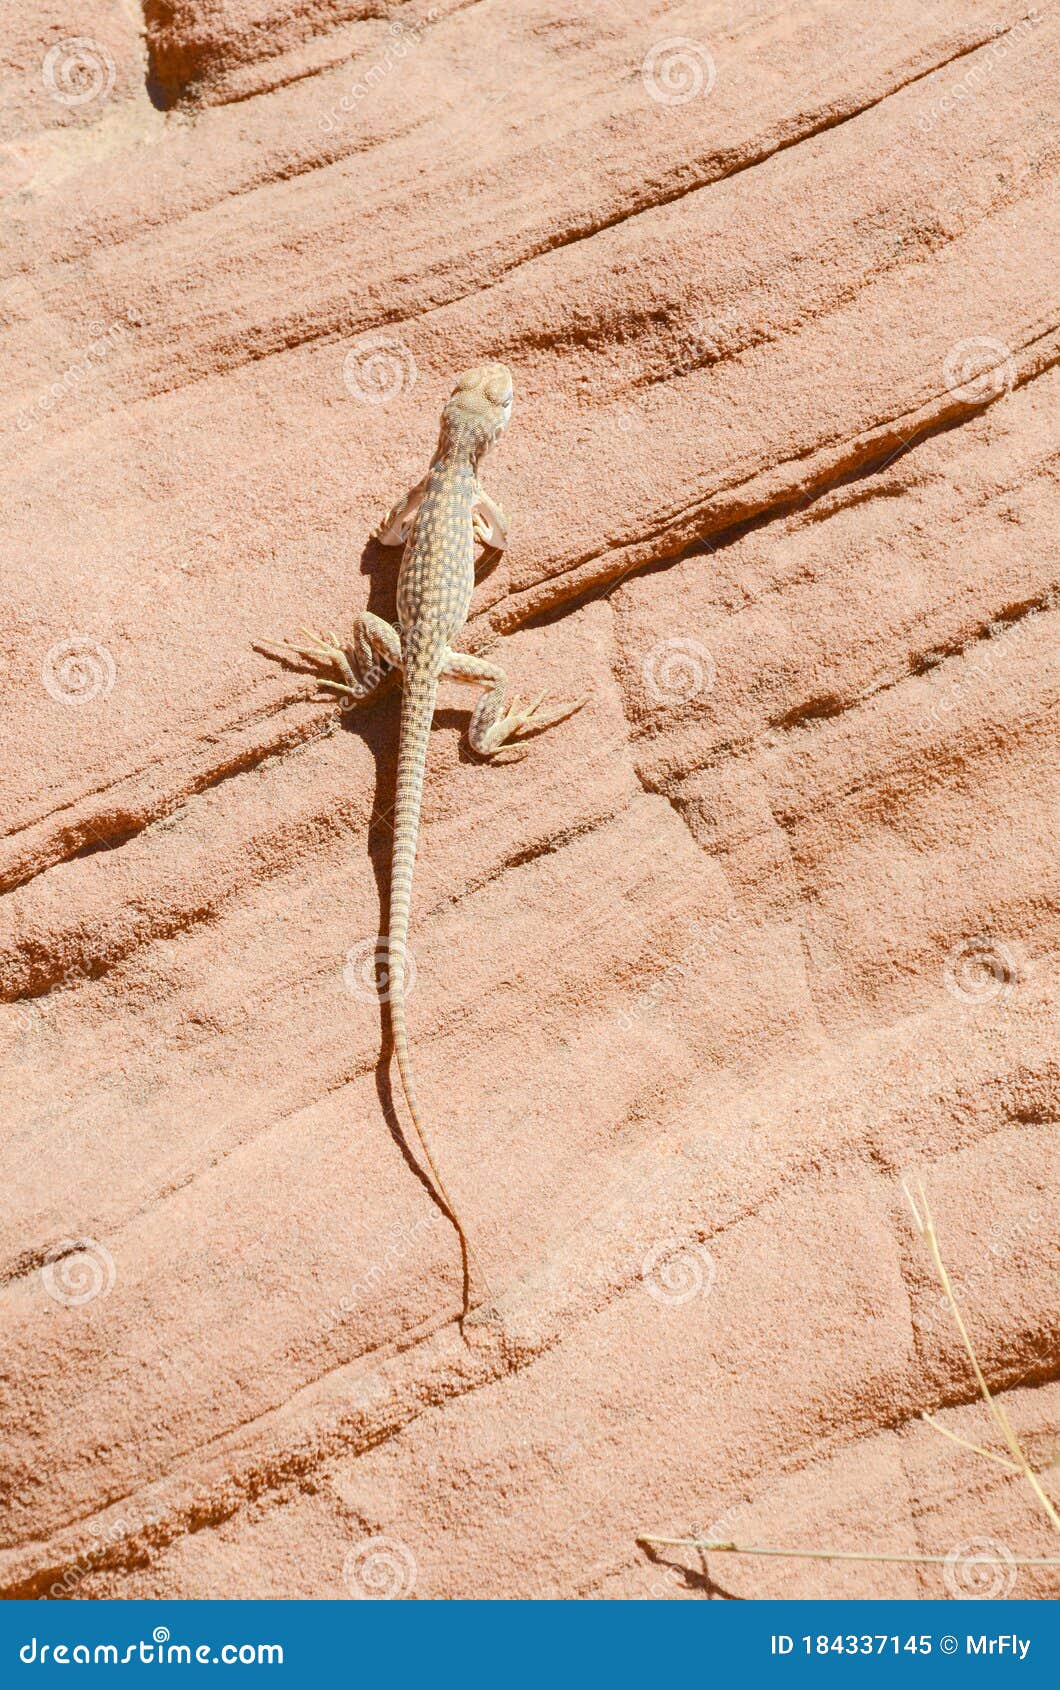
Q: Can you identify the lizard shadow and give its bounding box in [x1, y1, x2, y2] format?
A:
[638, 1542, 743, 1601]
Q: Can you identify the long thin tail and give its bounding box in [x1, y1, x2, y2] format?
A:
[387, 662, 493, 1321]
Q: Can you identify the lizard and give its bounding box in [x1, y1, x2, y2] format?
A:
[267, 364, 582, 1326]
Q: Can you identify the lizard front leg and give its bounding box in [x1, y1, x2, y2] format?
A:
[373, 476, 428, 547]
[442, 649, 584, 759]
[375, 475, 507, 553]
[267, 611, 402, 702]
[470, 484, 508, 551]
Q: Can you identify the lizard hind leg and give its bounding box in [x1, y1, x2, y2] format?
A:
[267, 611, 402, 703]
[442, 649, 587, 759]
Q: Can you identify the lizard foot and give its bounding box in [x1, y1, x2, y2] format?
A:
[471, 493, 508, 550]
[480, 691, 588, 759]
[260, 621, 400, 705]
[262, 626, 360, 690]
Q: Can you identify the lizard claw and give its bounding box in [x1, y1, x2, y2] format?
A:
[482, 689, 588, 759]
[259, 627, 360, 691]
[544, 693, 590, 726]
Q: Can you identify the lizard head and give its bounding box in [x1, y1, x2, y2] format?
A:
[439, 363, 513, 463]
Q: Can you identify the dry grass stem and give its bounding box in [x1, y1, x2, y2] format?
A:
[637, 1177, 1060, 1579]
[637, 1537, 1060, 1570]
[919, 1412, 1020, 1474]
[903, 1177, 1060, 1536]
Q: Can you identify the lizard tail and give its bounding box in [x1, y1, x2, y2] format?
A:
[387, 661, 493, 1321]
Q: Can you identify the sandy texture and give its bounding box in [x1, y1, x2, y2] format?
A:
[2, 1, 1058, 1599]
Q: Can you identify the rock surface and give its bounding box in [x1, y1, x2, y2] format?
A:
[1, 1, 1057, 1599]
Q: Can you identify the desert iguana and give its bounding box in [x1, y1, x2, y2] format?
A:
[268, 365, 581, 1324]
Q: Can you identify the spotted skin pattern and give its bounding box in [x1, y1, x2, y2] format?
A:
[268, 366, 582, 1325]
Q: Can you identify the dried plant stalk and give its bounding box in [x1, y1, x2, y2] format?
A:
[637, 1177, 1060, 1579]
[637, 1536, 1060, 1570]
[903, 1177, 1060, 1536]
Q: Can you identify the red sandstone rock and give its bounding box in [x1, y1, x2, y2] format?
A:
[1, 1, 1057, 1599]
